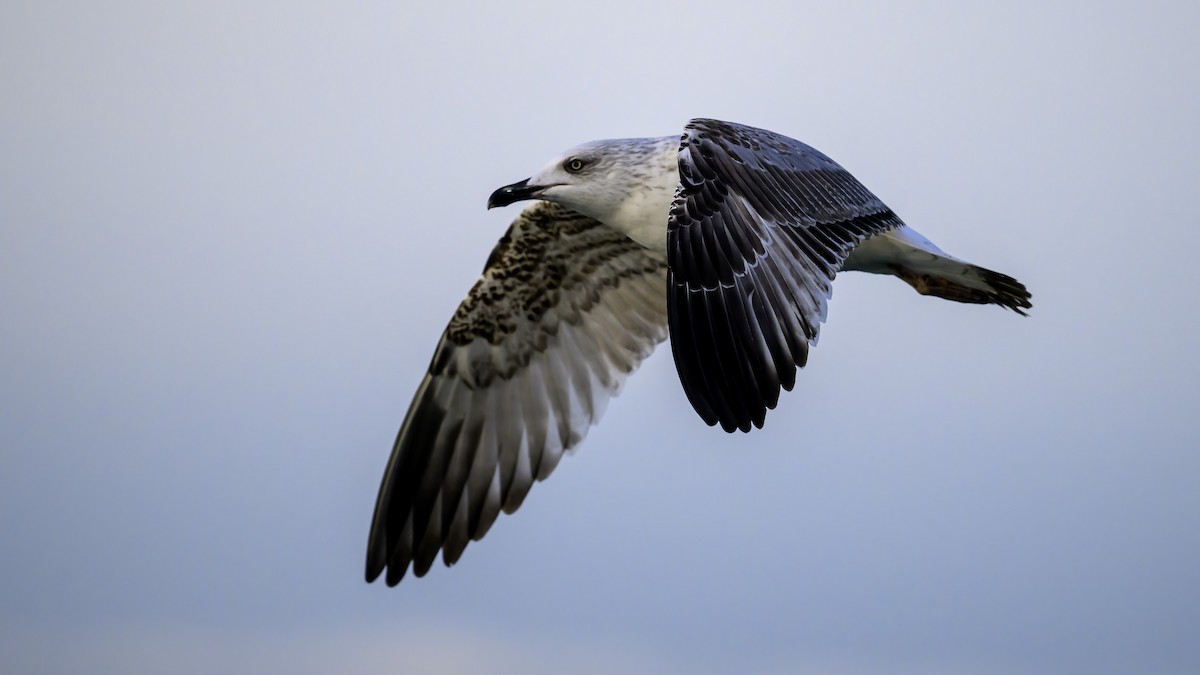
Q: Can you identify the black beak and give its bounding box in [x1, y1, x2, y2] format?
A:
[487, 178, 542, 209]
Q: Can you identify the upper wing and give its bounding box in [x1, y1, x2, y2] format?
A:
[667, 118, 904, 433]
[366, 201, 668, 585]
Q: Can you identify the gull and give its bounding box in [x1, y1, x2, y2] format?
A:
[366, 118, 1031, 586]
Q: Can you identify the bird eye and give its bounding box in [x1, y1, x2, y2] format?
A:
[564, 157, 588, 173]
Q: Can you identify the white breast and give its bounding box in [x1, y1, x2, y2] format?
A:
[608, 184, 675, 254]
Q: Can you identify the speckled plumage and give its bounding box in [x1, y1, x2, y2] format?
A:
[366, 201, 667, 585]
[445, 203, 662, 349]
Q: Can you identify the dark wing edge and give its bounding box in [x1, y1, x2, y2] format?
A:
[366, 202, 668, 585]
[667, 118, 904, 433]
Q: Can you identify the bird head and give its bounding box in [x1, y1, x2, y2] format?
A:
[487, 137, 678, 231]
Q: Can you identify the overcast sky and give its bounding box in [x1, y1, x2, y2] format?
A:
[2, 1, 1198, 673]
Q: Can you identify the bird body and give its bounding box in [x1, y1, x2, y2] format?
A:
[366, 118, 1031, 585]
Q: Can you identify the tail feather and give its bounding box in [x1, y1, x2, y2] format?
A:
[891, 262, 1032, 315]
[842, 226, 1033, 315]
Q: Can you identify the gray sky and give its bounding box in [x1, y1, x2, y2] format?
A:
[2, 1, 1197, 673]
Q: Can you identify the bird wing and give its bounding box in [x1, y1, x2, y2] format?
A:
[366, 201, 668, 585]
[667, 118, 904, 433]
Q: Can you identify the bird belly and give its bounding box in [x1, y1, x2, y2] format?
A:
[842, 225, 954, 275]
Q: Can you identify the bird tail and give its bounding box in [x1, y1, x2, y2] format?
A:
[890, 259, 1032, 315]
[844, 225, 1032, 315]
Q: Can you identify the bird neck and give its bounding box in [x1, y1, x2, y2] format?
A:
[603, 137, 678, 253]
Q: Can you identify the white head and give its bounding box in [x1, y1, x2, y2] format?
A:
[488, 136, 679, 249]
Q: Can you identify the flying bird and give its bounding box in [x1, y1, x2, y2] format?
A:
[366, 118, 1031, 586]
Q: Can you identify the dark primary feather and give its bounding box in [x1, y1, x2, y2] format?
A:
[365, 202, 668, 585]
[667, 118, 904, 433]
